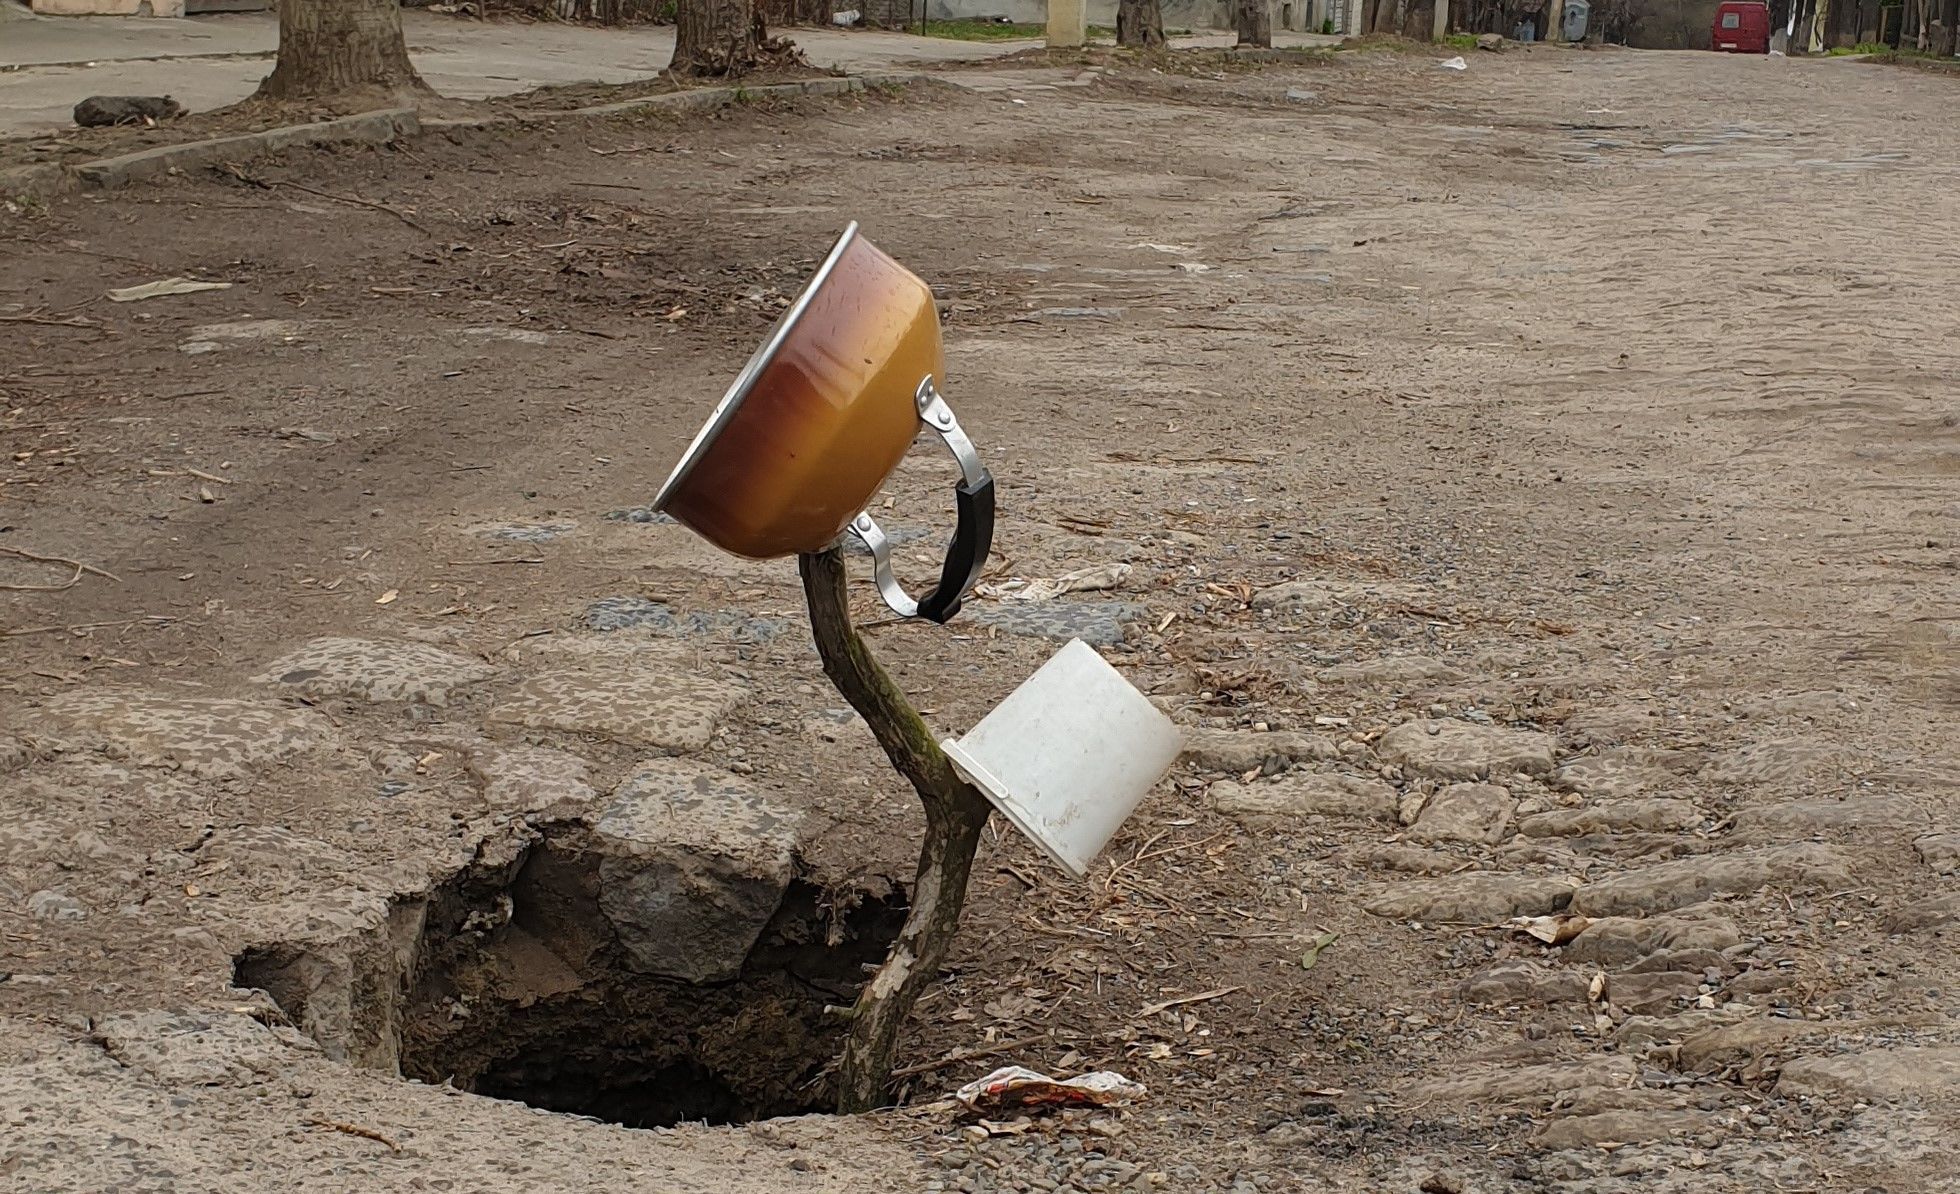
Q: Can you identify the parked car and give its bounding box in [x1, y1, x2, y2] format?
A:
[1713, 0, 1771, 52]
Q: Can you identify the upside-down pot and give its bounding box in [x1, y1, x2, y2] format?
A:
[652, 223, 993, 623]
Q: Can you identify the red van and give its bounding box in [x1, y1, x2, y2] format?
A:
[1713, 0, 1772, 52]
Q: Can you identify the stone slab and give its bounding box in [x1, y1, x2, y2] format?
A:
[488, 667, 743, 751]
[33, 690, 333, 778]
[1377, 719, 1555, 781]
[593, 759, 799, 982]
[255, 637, 495, 706]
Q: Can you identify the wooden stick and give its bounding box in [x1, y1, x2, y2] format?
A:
[799, 546, 994, 1113]
[1137, 985, 1242, 1018]
[0, 545, 122, 591]
[0, 313, 103, 331]
[888, 1032, 1052, 1080]
[2, 615, 183, 638]
[227, 165, 428, 234]
[304, 1117, 402, 1153]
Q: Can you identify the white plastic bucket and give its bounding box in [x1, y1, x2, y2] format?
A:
[941, 639, 1182, 879]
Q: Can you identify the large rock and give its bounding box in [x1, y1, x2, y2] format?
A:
[1534, 1109, 1715, 1150]
[1732, 796, 1926, 839]
[232, 887, 426, 1069]
[1677, 1018, 1839, 1075]
[488, 666, 743, 750]
[1700, 738, 1857, 791]
[197, 825, 355, 874]
[1563, 913, 1742, 965]
[1376, 719, 1554, 781]
[1612, 1006, 1753, 1051]
[1777, 1046, 1960, 1102]
[1603, 971, 1704, 1015]
[1569, 844, 1853, 918]
[1457, 961, 1590, 1006]
[468, 745, 598, 813]
[1180, 727, 1337, 774]
[27, 890, 88, 922]
[1407, 782, 1516, 845]
[91, 1010, 303, 1087]
[1209, 773, 1398, 822]
[1915, 833, 1960, 874]
[592, 759, 799, 982]
[33, 690, 333, 778]
[1559, 706, 1660, 750]
[1881, 893, 1960, 933]
[1364, 874, 1577, 922]
[1518, 799, 1702, 838]
[1551, 748, 1698, 798]
[1405, 1057, 1638, 1110]
[255, 637, 495, 706]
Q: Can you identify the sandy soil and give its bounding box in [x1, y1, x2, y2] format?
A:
[3, 45, 1958, 1193]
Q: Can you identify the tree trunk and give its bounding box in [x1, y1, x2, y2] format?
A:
[798, 548, 995, 1113]
[672, 0, 762, 75]
[1937, 0, 1960, 53]
[1118, 0, 1168, 45]
[257, 0, 427, 101]
[1235, 0, 1273, 44]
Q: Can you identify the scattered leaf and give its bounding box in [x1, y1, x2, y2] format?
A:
[1512, 914, 1592, 945]
[1301, 931, 1339, 970]
[107, 277, 233, 302]
[375, 589, 399, 605]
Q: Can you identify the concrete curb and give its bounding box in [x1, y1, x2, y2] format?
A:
[2, 73, 939, 202]
[73, 108, 421, 191]
[1225, 46, 1337, 63]
[424, 73, 910, 133]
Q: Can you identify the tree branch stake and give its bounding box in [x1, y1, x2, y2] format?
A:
[798, 546, 994, 1113]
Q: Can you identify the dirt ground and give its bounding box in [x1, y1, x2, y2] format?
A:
[4, 42, 1959, 1194]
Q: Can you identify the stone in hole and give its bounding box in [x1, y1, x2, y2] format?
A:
[233, 830, 906, 1127]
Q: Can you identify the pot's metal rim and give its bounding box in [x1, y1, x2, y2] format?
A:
[651, 221, 862, 513]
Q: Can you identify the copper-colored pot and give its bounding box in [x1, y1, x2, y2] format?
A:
[653, 224, 994, 623]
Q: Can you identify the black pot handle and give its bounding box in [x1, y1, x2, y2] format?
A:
[848, 379, 995, 624]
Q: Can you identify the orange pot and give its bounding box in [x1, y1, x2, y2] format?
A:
[654, 224, 994, 623]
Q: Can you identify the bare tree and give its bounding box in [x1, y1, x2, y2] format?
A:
[257, 0, 428, 101]
[798, 548, 994, 1113]
[1118, 0, 1168, 46]
[671, 0, 806, 75]
[672, 0, 763, 75]
[1235, 0, 1273, 43]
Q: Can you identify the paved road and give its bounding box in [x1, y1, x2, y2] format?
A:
[0, 5, 1339, 139]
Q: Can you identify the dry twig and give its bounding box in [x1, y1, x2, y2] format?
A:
[225, 165, 429, 234]
[889, 1032, 1052, 1080]
[0, 313, 103, 331]
[1137, 986, 1242, 1018]
[0, 545, 122, 592]
[304, 1117, 402, 1153]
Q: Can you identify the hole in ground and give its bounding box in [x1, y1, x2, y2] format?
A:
[235, 824, 907, 1128]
